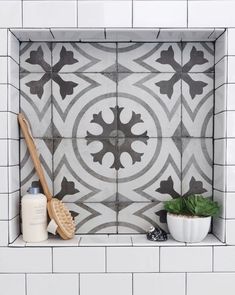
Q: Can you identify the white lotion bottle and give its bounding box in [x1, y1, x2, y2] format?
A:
[21, 187, 48, 242]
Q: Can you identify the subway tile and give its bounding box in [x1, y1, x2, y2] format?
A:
[23, 1, 77, 28]
[133, 273, 185, 295]
[215, 84, 226, 114]
[0, 84, 8, 111]
[214, 139, 226, 165]
[226, 220, 235, 245]
[8, 112, 19, 139]
[133, 1, 187, 27]
[227, 84, 235, 111]
[181, 29, 216, 42]
[53, 247, 105, 272]
[227, 112, 235, 137]
[228, 29, 235, 55]
[187, 273, 235, 295]
[0, 140, 8, 165]
[51, 29, 105, 42]
[9, 235, 26, 247]
[26, 235, 80, 247]
[0, 193, 8, 220]
[0, 167, 8, 193]
[160, 247, 212, 272]
[8, 31, 20, 64]
[78, 1, 132, 28]
[0, 112, 8, 138]
[27, 274, 79, 295]
[188, 1, 235, 27]
[226, 193, 235, 219]
[9, 191, 20, 219]
[0, 248, 52, 273]
[9, 165, 20, 193]
[213, 165, 226, 192]
[213, 217, 226, 243]
[228, 56, 235, 83]
[0, 220, 8, 246]
[207, 29, 225, 41]
[227, 139, 235, 164]
[8, 57, 19, 89]
[106, 29, 157, 42]
[0, 1, 22, 27]
[9, 215, 20, 243]
[0, 29, 8, 56]
[107, 247, 159, 272]
[12, 29, 54, 42]
[0, 57, 8, 84]
[131, 234, 185, 247]
[157, 29, 185, 42]
[214, 112, 226, 139]
[80, 274, 132, 295]
[214, 246, 235, 271]
[80, 235, 132, 246]
[215, 56, 227, 89]
[0, 274, 25, 295]
[213, 190, 226, 218]
[9, 139, 19, 166]
[215, 31, 227, 64]
[186, 234, 223, 247]
[8, 85, 20, 114]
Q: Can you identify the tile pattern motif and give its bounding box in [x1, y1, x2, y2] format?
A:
[20, 42, 214, 234]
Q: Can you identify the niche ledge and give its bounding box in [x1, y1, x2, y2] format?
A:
[9, 233, 224, 248]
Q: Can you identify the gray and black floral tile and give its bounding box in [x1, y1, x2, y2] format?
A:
[20, 41, 214, 234]
[20, 138, 53, 196]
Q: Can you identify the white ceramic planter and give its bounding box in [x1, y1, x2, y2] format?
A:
[167, 213, 211, 243]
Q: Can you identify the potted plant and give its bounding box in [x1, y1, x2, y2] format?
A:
[164, 195, 220, 243]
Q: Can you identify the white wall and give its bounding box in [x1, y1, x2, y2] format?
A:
[0, 1, 235, 29]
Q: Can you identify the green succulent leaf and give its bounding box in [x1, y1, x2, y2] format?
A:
[185, 195, 220, 217]
[164, 198, 187, 215]
[164, 194, 220, 217]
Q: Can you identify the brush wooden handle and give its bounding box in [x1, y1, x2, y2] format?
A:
[18, 113, 53, 201]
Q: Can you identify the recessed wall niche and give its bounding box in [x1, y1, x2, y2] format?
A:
[19, 40, 214, 234]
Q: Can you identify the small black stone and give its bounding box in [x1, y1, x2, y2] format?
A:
[146, 226, 168, 242]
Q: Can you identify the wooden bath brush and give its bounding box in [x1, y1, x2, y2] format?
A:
[18, 113, 75, 240]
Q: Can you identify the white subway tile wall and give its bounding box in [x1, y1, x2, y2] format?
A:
[53, 247, 106, 272]
[107, 247, 159, 272]
[0, 274, 25, 295]
[226, 220, 235, 245]
[214, 246, 235, 271]
[133, 1, 187, 27]
[188, 1, 235, 28]
[0, 1, 22, 28]
[187, 273, 235, 295]
[160, 247, 213, 272]
[77, 1, 132, 27]
[80, 274, 132, 295]
[0, 248, 52, 273]
[27, 274, 79, 295]
[23, 1, 77, 28]
[0, 29, 20, 251]
[133, 273, 185, 295]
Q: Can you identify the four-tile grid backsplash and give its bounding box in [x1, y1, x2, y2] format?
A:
[19, 41, 214, 234]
